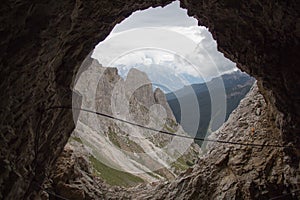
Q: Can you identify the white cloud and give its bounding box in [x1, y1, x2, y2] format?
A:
[167, 26, 206, 43]
[112, 1, 197, 33]
[92, 1, 236, 82]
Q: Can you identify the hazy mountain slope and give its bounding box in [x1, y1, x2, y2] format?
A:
[166, 70, 255, 146]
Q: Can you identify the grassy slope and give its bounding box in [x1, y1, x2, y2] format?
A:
[89, 155, 144, 187]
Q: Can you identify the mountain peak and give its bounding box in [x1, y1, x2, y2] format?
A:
[67, 58, 201, 185]
[126, 67, 151, 83]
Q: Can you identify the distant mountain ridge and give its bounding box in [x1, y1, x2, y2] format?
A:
[166, 70, 255, 146]
[115, 63, 205, 93]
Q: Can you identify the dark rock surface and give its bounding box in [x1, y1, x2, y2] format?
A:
[182, 0, 300, 148]
[0, 1, 172, 199]
[0, 0, 299, 199]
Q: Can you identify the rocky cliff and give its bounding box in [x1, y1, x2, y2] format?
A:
[72, 58, 200, 184]
[41, 83, 299, 199]
[126, 83, 298, 199]
[0, 1, 299, 199]
[131, 83, 299, 199]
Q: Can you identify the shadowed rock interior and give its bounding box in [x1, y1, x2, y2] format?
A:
[0, 0, 299, 199]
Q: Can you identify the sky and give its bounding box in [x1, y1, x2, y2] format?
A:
[92, 1, 236, 90]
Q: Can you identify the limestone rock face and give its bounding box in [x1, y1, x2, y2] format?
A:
[44, 83, 299, 199]
[0, 0, 299, 199]
[72, 57, 200, 184]
[118, 83, 299, 199]
[154, 88, 176, 121]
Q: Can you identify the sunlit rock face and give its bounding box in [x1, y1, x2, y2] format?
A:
[71, 57, 200, 183]
[0, 0, 299, 199]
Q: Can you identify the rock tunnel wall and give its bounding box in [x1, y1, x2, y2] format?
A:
[0, 0, 299, 199]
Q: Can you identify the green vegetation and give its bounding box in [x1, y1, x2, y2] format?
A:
[146, 171, 161, 179]
[171, 156, 191, 171]
[186, 160, 194, 167]
[107, 129, 145, 153]
[168, 119, 178, 127]
[89, 155, 144, 187]
[69, 136, 83, 144]
[107, 130, 121, 148]
[125, 138, 145, 153]
[164, 125, 176, 133]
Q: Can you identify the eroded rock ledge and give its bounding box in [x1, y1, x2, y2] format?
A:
[43, 84, 299, 199]
[132, 84, 297, 199]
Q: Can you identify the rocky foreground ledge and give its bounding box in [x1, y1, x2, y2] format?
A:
[40, 83, 299, 199]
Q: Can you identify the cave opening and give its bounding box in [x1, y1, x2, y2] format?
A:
[1, 1, 299, 199]
[69, 1, 255, 189]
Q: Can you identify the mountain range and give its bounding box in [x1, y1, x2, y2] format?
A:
[115, 63, 205, 93]
[70, 57, 201, 186]
[166, 70, 255, 146]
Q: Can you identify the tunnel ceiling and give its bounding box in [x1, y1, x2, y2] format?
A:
[0, 0, 299, 199]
